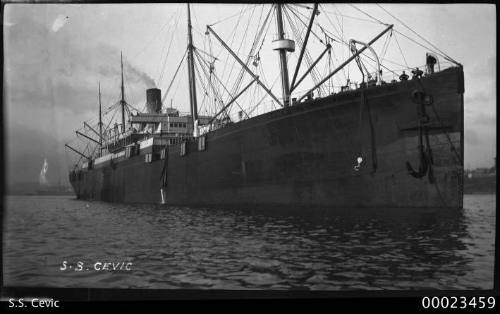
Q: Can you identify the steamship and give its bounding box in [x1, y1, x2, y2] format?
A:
[67, 4, 464, 209]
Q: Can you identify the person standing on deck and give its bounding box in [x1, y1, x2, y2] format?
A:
[399, 71, 409, 81]
[426, 53, 437, 74]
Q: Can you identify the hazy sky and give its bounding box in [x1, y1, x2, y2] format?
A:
[3, 3, 496, 185]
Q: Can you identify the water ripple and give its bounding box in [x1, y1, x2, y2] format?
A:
[3, 194, 495, 289]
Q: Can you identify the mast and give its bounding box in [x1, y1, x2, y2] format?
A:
[98, 81, 103, 150]
[120, 51, 126, 133]
[187, 3, 198, 131]
[275, 4, 291, 107]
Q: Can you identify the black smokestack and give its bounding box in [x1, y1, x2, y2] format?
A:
[146, 88, 162, 113]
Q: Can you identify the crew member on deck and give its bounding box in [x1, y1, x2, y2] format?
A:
[411, 67, 423, 79]
[426, 54, 437, 74]
[341, 79, 351, 92]
[399, 71, 409, 81]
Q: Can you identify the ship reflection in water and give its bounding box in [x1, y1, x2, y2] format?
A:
[4, 194, 495, 290]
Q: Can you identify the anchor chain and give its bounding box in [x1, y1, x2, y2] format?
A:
[405, 82, 435, 183]
[160, 146, 168, 187]
[160, 145, 168, 205]
[354, 90, 377, 173]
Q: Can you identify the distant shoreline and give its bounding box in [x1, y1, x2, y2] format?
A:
[6, 192, 75, 196]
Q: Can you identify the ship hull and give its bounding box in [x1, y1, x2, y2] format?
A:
[70, 67, 464, 209]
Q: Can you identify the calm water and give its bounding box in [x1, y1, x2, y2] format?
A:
[3, 194, 495, 290]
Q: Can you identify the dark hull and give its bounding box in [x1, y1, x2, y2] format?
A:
[70, 67, 464, 209]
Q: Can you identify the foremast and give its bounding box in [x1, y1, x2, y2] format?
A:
[120, 52, 126, 133]
[187, 3, 199, 136]
[98, 81, 103, 156]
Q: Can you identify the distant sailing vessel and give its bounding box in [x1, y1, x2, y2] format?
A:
[67, 3, 463, 209]
[37, 158, 74, 195]
[39, 158, 49, 187]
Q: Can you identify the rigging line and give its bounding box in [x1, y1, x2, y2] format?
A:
[81, 143, 90, 157]
[129, 12, 175, 62]
[204, 36, 217, 116]
[195, 49, 248, 117]
[378, 32, 390, 60]
[379, 31, 392, 63]
[286, 5, 324, 43]
[286, 8, 326, 90]
[195, 48, 223, 103]
[349, 4, 387, 25]
[198, 52, 249, 120]
[318, 27, 348, 82]
[235, 4, 268, 90]
[316, 22, 402, 75]
[192, 58, 213, 116]
[285, 8, 325, 95]
[208, 28, 214, 67]
[220, 10, 252, 98]
[393, 29, 450, 62]
[169, 58, 185, 101]
[256, 5, 274, 56]
[376, 3, 458, 64]
[193, 51, 226, 114]
[247, 74, 280, 116]
[358, 53, 400, 77]
[287, 4, 322, 40]
[329, 4, 346, 46]
[158, 13, 181, 82]
[291, 3, 313, 10]
[320, 4, 345, 50]
[361, 51, 407, 70]
[155, 14, 179, 79]
[322, 8, 384, 25]
[316, 23, 344, 45]
[218, 6, 249, 89]
[245, 4, 274, 96]
[257, 55, 270, 88]
[139, 100, 147, 113]
[232, 4, 272, 96]
[191, 5, 210, 39]
[332, 5, 349, 80]
[393, 31, 409, 68]
[320, 9, 392, 78]
[157, 14, 181, 84]
[290, 5, 347, 84]
[227, 5, 258, 98]
[122, 70, 136, 112]
[195, 47, 218, 61]
[216, 5, 244, 67]
[103, 106, 118, 134]
[251, 4, 266, 57]
[209, 4, 258, 26]
[250, 83, 261, 116]
[320, 5, 341, 40]
[162, 49, 188, 103]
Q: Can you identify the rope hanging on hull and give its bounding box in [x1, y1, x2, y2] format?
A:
[405, 82, 435, 183]
[364, 91, 378, 174]
[160, 146, 168, 188]
[356, 90, 378, 173]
